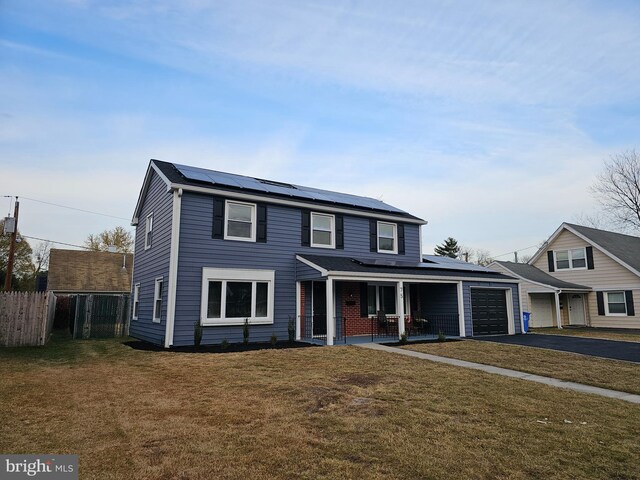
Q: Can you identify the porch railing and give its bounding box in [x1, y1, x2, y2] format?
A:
[407, 314, 460, 337]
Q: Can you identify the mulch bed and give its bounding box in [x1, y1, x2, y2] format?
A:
[124, 340, 318, 354]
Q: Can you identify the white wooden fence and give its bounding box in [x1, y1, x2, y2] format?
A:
[0, 292, 56, 347]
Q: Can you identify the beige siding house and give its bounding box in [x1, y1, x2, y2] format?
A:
[490, 223, 640, 329]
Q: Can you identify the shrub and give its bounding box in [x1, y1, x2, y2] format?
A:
[437, 330, 446, 342]
[243, 319, 250, 345]
[288, 317, 296, 343]
[221, 339, 229, 351]
[270, 334, 278, 347]
[194, 321, 202, 347]
[399, 332, 408, 345]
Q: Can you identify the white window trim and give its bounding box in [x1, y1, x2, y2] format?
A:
[144, 213, 153, 250]
[554, 247, 587, 270]
[367, 283, 397, 316]
[132, 283, 140, 320]
[604, 291, 627, 317]
[377, 221, 398, 254]
[224, 200, 257, 242]
[200, 268, 275, 326]
[310, 212, 335, 249]
[153, 277, 163, 323]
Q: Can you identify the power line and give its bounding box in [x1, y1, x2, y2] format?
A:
[492, 244, 541, 260]
[17, 196, 131, 222]
[20, 234, 90, 250]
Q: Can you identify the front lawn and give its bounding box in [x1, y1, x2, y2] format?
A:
[1, 335, 639, 479]
[530, 327, 640, 343]
[402, 339, 640, 395]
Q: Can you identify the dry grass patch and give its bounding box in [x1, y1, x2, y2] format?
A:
[403, 340, 640, 395]
[531, 327, 640, 343]
[1, 335, 639, 479]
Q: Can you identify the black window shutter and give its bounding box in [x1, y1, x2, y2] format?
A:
[335, 215, 344, 249]
[586, 246, 594, 270]
[301, 210, 310, 246]
[547, 251, 555, 272]
[398, 224, 405, 255]
[596, 292, 605, 316]
[625, 291, 635, 316]
[369, 220, 377, 252]
[359, 282, 368, 317]
[212, 197, 224, 239]
[257, 204, 267, 243]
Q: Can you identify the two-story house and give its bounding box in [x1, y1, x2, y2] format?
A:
[130, 160, 521, 347]
[490, 223, 639, 330]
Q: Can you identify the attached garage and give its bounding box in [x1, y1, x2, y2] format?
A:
[471, 288, 509, 335]
[529, 293, 555, 327]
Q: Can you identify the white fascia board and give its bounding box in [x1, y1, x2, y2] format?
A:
[131, 161, 173, 226]
[328, 271, 519, 283]
[295, 255, 329, 276]
[528, 223, 568, 265]
[490, 262, 562, 292]
[172, 183, 426, 225]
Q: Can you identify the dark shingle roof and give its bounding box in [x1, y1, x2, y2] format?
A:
[493, 261, 590, 290]
[151, 159, 423, 221]
[300, 254, 516, 280]
[565, 223, 640, 274]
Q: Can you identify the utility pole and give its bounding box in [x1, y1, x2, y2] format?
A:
[4, 197, 19, 291]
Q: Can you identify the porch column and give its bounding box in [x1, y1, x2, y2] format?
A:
[326, 278, 335, 346]
[457, 282, 466, 337]
[554, 290, 563, 329]
[295, 281, 301, 341]
[397, 281, 405, 338]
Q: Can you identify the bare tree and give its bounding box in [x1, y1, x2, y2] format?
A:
[32, 241, 52, 274]
[591, 150, 640, 231]
[85, 226, 134, 253]
[520, 254, 533, 264]
[457, 245, 475, 263]
[475, 249, 494, 266]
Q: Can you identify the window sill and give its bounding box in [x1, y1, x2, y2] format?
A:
[377, 249, 398, 255]
[222, 236, 256, 243]
[201, 318, 273, 326]
[310, 243, 335, 249]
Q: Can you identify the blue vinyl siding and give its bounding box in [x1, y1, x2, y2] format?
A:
[129, 171, 173, 345]
[419, 284, 458, 316]
[462, 282, 521, 336]
[296, 262, 323, 281]
[172, 191, 422, 346]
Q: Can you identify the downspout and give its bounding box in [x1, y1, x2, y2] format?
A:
[554, 289, 563, 329]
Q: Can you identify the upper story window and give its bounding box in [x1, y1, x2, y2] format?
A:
[555, 248, 586, 270]
[377, 222, 397, 254]
[225, 200, 256, 242]
[201, 268, 274, 326]
[605, 291, 627, 316]
[145, 213, 153, 249]
[153, 277, 163, 323]
[311, 213, 335, 248]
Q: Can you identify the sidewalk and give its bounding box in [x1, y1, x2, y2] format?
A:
[356, 343, 640, 404]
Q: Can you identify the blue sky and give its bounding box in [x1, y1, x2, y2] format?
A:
[1, 0, 639, 259]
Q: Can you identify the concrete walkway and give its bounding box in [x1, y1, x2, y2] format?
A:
[356, 343, 640, 404]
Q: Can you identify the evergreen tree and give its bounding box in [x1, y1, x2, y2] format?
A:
[434, 237, 461, 258]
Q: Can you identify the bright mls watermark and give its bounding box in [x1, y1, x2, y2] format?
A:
[0, 455, 77, 480]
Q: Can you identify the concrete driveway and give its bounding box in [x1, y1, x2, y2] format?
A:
[475, 334, 640, 363]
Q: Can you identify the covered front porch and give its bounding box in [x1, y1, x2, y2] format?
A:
[296, 278, 464, 345]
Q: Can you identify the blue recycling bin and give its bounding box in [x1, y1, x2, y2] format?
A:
[522, 312, 530, 333]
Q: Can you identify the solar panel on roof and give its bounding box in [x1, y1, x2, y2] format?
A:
[173, 162, 410, 214]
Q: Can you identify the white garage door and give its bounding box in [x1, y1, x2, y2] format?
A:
[529, 293, 554, 327]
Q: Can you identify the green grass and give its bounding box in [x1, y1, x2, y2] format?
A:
[1, 335, 639, 479]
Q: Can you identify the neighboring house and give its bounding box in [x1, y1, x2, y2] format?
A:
[47, 249, 134, 338]
[490, 223, 639, 329]
[48, 249, 133, 294]
[130, 160, 521, 348]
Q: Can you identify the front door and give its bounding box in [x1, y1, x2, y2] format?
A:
[569, 294, 585, 325]
[312, 281, 327, 336]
